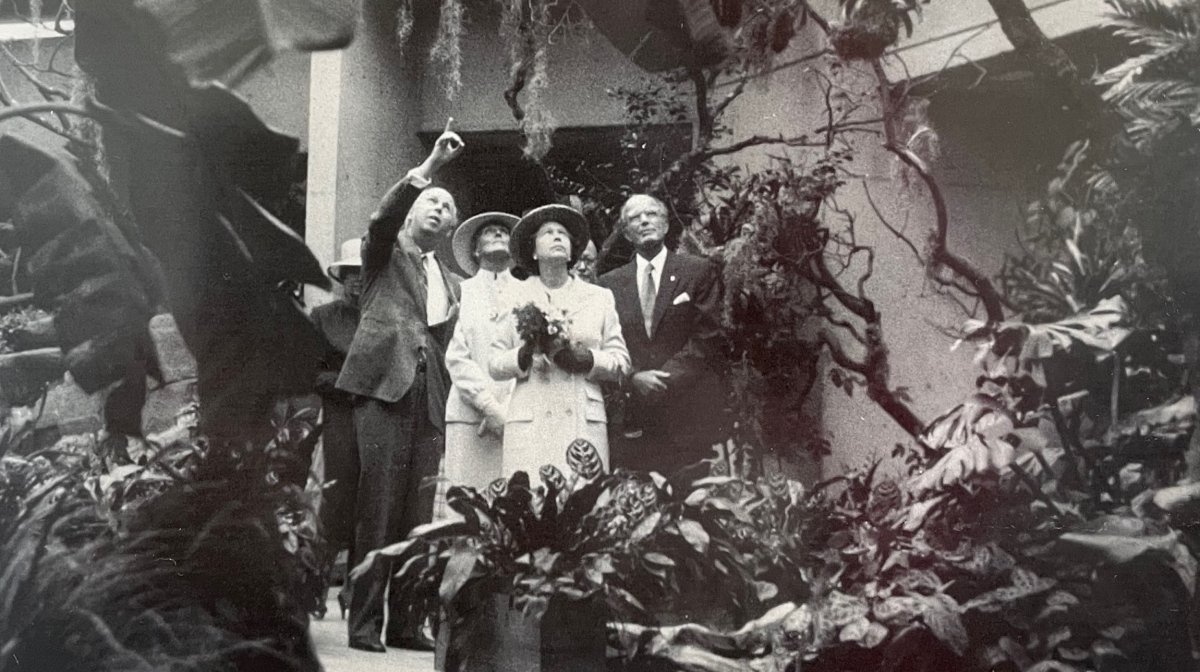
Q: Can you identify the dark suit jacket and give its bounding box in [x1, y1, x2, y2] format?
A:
[335, 179, 463, 416]
[598, 250, 726, 446]
[311, 298, 360, 401]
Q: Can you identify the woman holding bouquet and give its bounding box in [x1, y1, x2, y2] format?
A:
[490, 205, 630, 476]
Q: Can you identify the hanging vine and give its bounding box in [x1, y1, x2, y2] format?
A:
[429, 0, 465, 100]
[389, 0, 560, 159]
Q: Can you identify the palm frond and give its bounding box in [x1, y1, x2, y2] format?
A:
[1106, 0, 1200, 39]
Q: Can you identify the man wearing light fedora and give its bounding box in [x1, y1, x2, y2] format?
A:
[310, 239, 364, 620]
[335, 123, 465, 652]
[443, 211, 519, 494]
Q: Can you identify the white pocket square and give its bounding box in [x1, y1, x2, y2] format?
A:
[672, 292, 691, 306]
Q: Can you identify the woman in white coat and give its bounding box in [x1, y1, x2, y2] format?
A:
[444, 212, 519, 491]
[490, 205, 630, 477]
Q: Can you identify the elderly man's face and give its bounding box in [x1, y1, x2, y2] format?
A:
[406, 187, 458, 239]
[474, 223, 511, 260]
[621, 195, 668, 248]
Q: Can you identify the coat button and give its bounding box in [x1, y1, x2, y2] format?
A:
[565, 409, 573, 416]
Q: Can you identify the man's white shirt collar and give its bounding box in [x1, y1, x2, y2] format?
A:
[636, 247, 668, 288]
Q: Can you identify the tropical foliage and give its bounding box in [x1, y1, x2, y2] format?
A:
[0, 405, 324, 672]
[617, 286, 1198, 671]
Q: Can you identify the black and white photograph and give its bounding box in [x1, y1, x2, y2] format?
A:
[0, 0, 1197, 671]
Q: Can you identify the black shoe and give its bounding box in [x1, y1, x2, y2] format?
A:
[386, 635, 436, 652]
[349, 638, 386, 653]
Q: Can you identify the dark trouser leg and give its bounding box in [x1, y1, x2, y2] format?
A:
[319, 398, 358, 610]
[347, 396, 413, 644]
[385, 418, 442, 642]
[320, 399, 359, 552]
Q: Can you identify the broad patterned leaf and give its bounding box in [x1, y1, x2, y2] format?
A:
[822, 591, 869, 627]
[838, 616, 871, 643]
[861, 621, 888, 648]
[630, 511, 662, 543]
[963, 567, 1056, 613]
[566, 439, 604, 479]
[918, 594, 967, 656]
[677, 518, 711, 553]
[539, 464, 568, 492]
[872, 595, 921, 624]
[910, 433, 1016, 493]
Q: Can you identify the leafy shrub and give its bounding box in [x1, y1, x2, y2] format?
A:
[0, 407, 323, 672]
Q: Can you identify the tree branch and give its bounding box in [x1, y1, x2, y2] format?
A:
[870, 60, 1005, 323]
[819, 329, 867, 374]
[887, 141, 1006, 323]
[984, 0, 1118, 139]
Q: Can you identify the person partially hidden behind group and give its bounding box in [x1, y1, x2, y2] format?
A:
[443, 211, 519, 492]
[598, 194, 727, 479]
[335, 122, 465, 653]
[489, 204, 631, 477]
[310, 239, 364, 620]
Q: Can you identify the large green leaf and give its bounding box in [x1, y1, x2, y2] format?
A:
[135, 0, 357, 84]
[677, 518, 711, 553]
[439, 538, 481, 604]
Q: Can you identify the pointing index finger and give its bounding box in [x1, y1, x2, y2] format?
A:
[444, 117, 455, 134]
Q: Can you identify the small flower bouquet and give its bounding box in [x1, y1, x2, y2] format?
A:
[513, 302, 570, 356]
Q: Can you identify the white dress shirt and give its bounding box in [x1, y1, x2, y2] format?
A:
[424, 251, 450, 326]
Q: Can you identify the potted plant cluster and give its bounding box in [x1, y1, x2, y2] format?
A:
[355, 438, 760, 672]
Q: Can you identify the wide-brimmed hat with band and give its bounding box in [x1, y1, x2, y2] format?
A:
[327, 238, 363, 282]
[509, 204, 590, 273]
[452, 211, 520, 275]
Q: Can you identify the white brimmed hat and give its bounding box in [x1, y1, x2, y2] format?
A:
[327, 238, 363, 282]
[452, 212, 520, 275]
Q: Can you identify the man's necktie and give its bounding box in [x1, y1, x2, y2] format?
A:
[641, 262, 656, 338]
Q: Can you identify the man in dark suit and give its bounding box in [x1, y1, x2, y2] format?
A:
[598, 194, 727, 478]
[335, 124, 464, 652]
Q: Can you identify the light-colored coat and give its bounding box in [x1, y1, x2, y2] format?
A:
[443, 271, 516, 490]
[490, 276, 630, 478]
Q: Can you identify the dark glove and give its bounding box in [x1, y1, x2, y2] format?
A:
[517, 341, 534, 372]
[553, 344, 594, 374]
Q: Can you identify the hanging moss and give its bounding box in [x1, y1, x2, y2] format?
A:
[497, 0, 557, 160]
[395, 0, 414, 53]
[520, 34, 556, 161]
[430, 0, 464, 100]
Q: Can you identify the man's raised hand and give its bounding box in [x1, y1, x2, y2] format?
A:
[429, 117, 465, 169]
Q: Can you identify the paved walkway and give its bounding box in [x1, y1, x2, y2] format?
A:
[311, 590, 435, 672]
